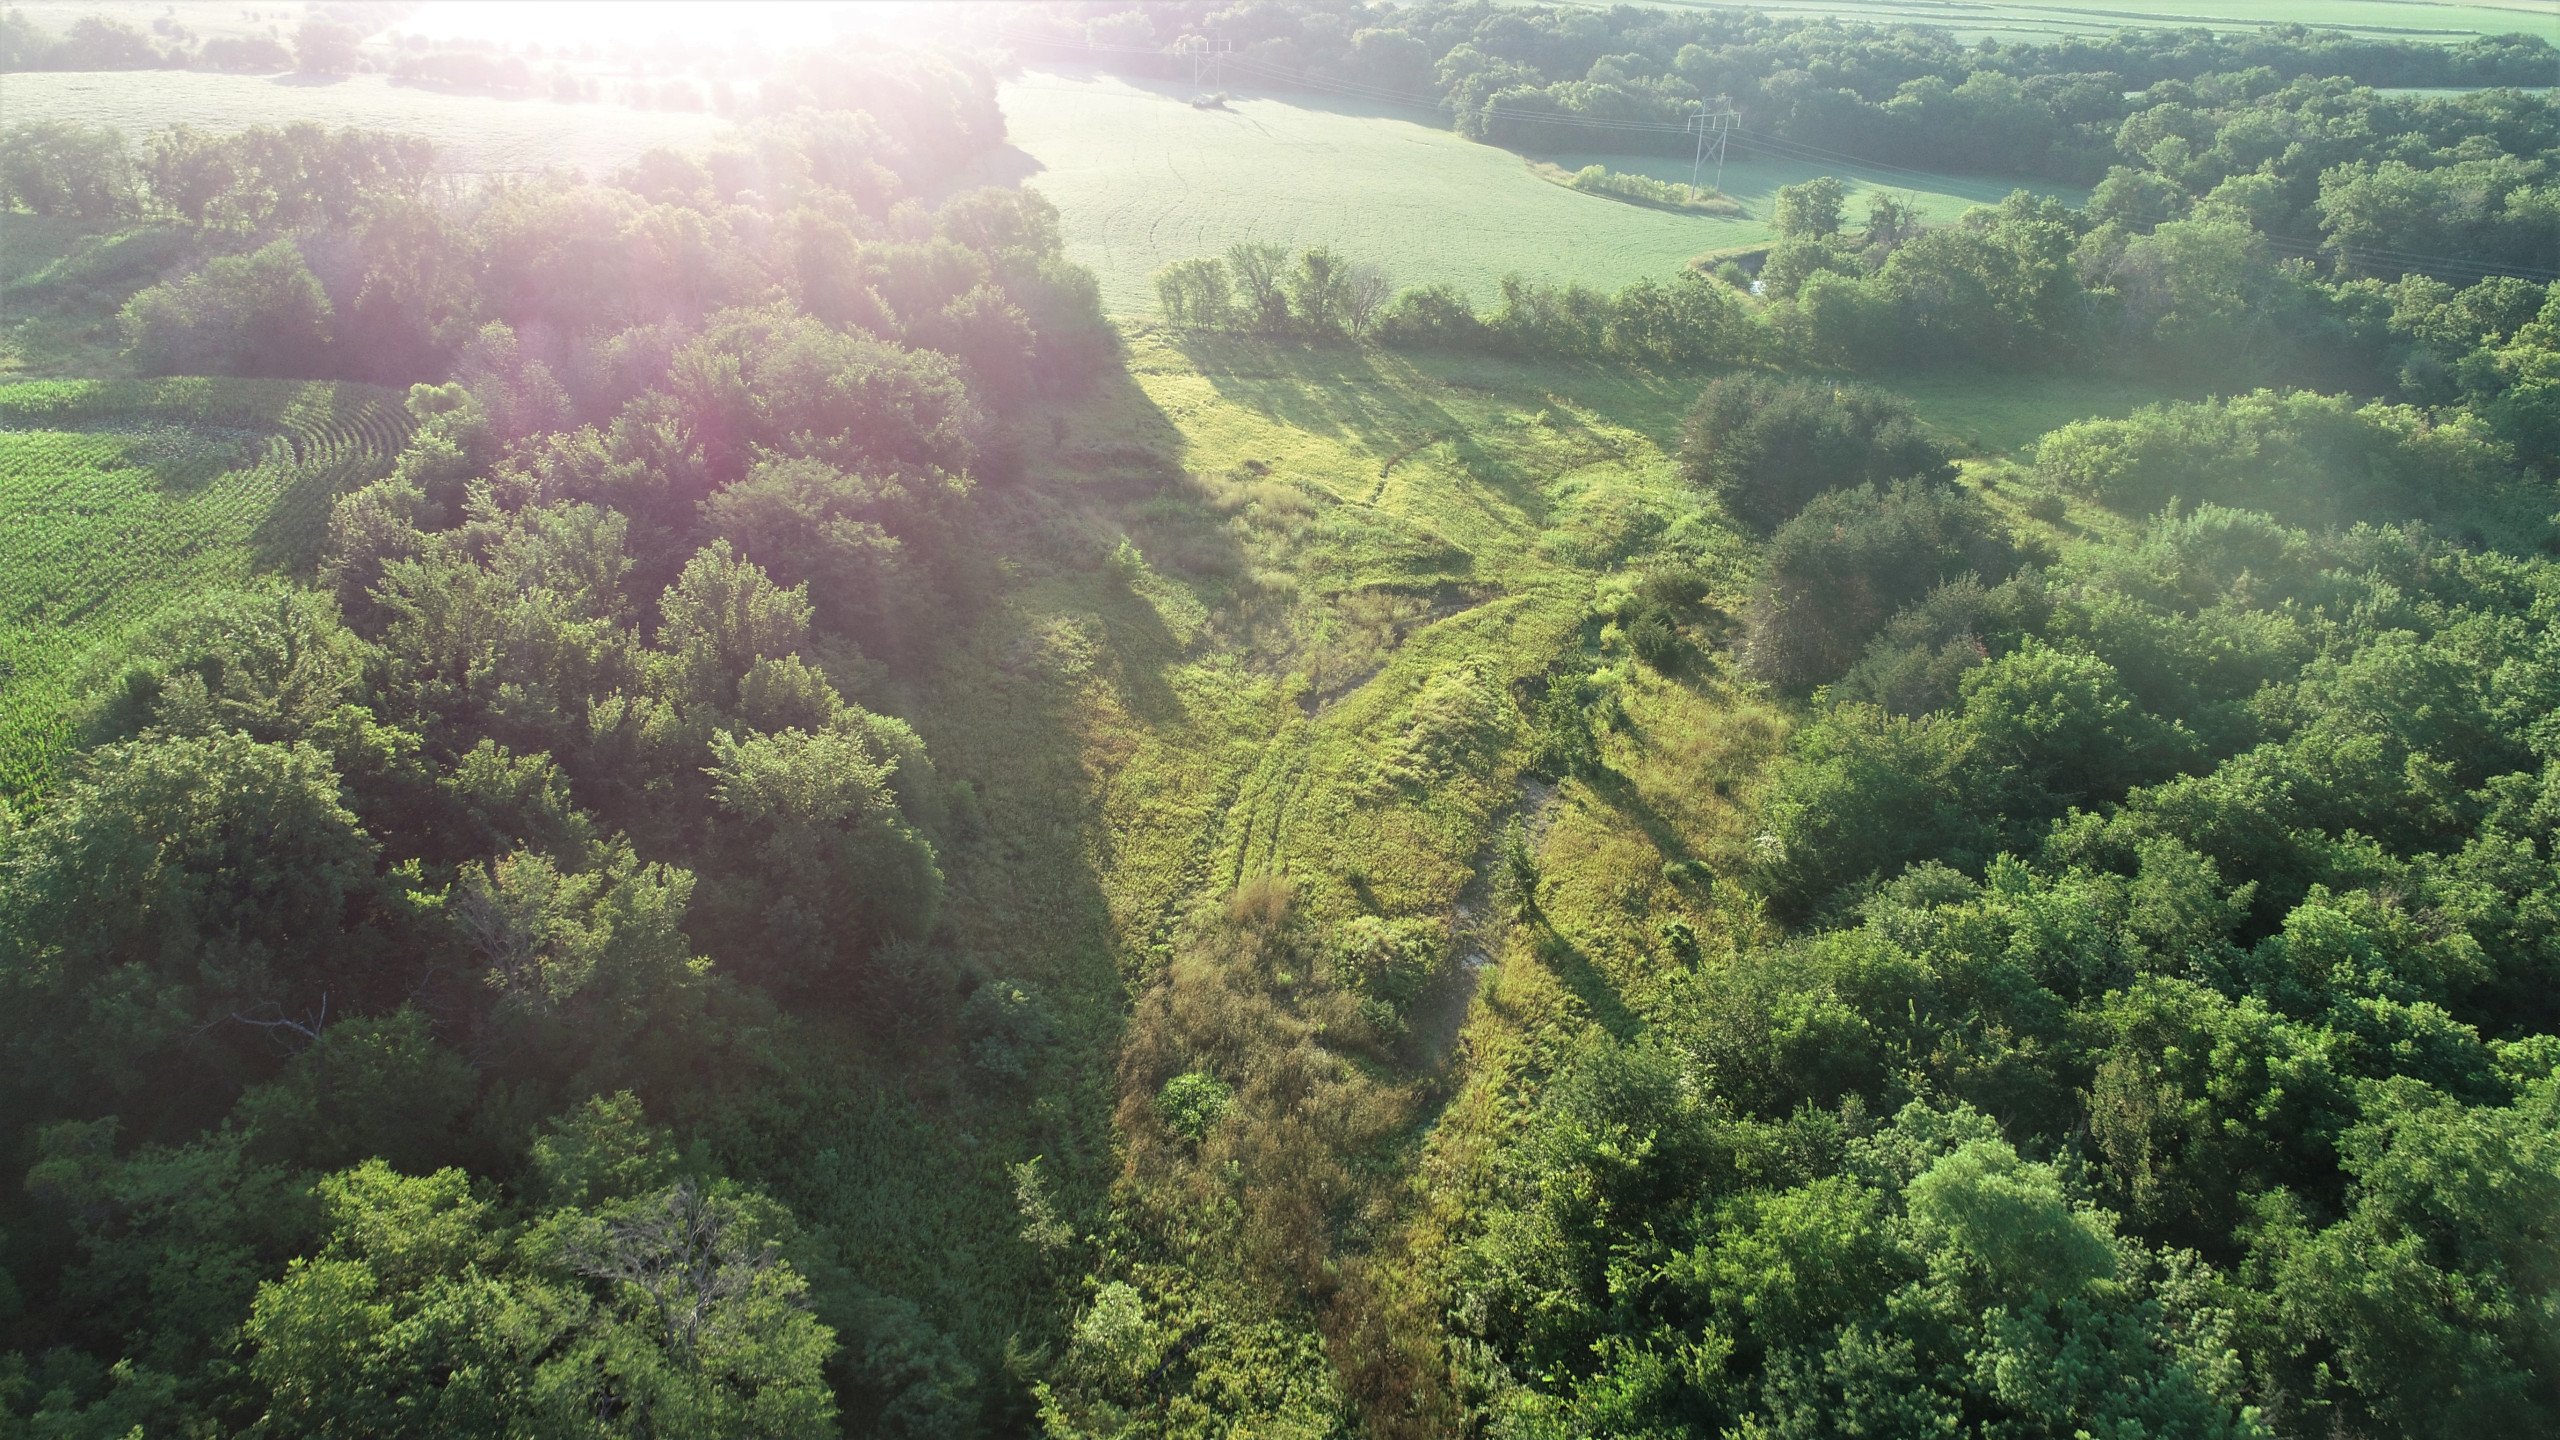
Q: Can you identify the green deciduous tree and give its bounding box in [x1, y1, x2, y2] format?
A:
[1772, 176, 1848, 241]
[1679, 374, 1953, 532]
[122, 239, 334, 377]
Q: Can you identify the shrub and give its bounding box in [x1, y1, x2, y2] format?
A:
[961, 979, 1055, 1082]
[123, 240, 334, 378]
[1153, 256, 1233, 329]
[1565, 163, 1736, 213]
[2035, 389, 2512, 525]
[1749, 703, 1990, 920]
[1742, 480, 2020, 692]
[1772, 176, 1848, 240]
[1329, 915, 1442, 1010]
[1680, 374, 1954, 532]
[1375, 284, 1486, 349]
[1225, 242, 1293, 332]
[1156, 1071, 1232, 1141]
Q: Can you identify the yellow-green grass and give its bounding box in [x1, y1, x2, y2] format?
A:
[966, 69, 2086, 315]
[931, 324, 1755, 968]
[1, 216, 208, 378]
[0, 377, 407, 803]
[1594, 0, 2557, 44]
[0, 70, 727, 179]
[787, 322, 1774, 1379]
[1878, 366, 2203, 456]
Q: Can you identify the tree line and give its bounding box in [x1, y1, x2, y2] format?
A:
[1003, 1, 2555, 190]
[1, 7, 756, 110]
[1152, 171, 2559, 478]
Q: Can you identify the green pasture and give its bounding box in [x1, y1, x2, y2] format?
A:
[0, 377, 407, 801]
[968, 69, 2080, 314]
[1598, 0, 2557, 44]
[0, 70, 726, 179]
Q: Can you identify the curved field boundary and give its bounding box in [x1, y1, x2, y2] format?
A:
[0, 377, 411, 803]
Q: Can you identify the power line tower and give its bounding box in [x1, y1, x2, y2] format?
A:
[1173, 35, 1231, 89]
[1685, 94, 1738, 200]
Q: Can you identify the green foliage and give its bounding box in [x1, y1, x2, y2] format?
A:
[701, 717, 945, 996]
[1155, 1071, 1233, 1142]
[2036, 389, 2531, 536]
[1749, 705, 1991, 920]
[22, 1121, 320, 1376]
[1553, 162, 1738, 215]
[0, 47, 1064, 1440]
[1225, 241, 1294, 334]
[244, 1163, 838, 1437]
[699, 455, 969, 669]
[1368, 664, 1511, 795]
[123, 238, 334, 377]
[0, 122, 134, 220]
[9, 22, 2560, 1437]
[230, 1008, 478, 1174]
[960, 980, 1056, 1083]
[0, 728, 388, 1115]
[1741, 479, 2022, 693]
[1679, 373, 1953, 532]
[1771, 176, 1848, 241]
[1154, 256, 1233, 330]
[1154, 244, 1756, 369]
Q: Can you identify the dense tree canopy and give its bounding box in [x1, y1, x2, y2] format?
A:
[3, 5, 2556, 1436]
[0, 42, 1092, 1437]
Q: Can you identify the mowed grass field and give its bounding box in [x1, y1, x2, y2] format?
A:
[1609, 0, 2558, 43]
[0, 71, 726, 178]
[971, 70, 2080, 314]
[0, 378, 408, 802]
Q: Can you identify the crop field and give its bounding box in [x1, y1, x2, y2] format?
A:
[972, 70, 2078, 314]
[0, 378, 408, 801]
[0, 71, 727, 179]
[1603, 0, 2557, 44]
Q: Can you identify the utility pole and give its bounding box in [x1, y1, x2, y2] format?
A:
[1685, 94, 1737, 200]
[1173, 35, 1231, 89]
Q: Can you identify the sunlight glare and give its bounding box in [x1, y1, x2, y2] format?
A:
[393, 1, 956, 55]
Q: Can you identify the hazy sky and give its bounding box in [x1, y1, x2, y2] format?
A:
[390, 1, 961, 51]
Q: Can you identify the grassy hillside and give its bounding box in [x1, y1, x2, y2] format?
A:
[890, 322, 1748, 1403]
[855, 320, 2188, 1396]
[0, 71, 725, 178]
[969, 70, 2082, 314]
[1, 217, 211, 377]
[0, 378, 408, 801]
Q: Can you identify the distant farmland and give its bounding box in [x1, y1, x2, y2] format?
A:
[0, 71, 726, 179]
[1623, 0, 2557, 44]
[971, 71, 2081, 314]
